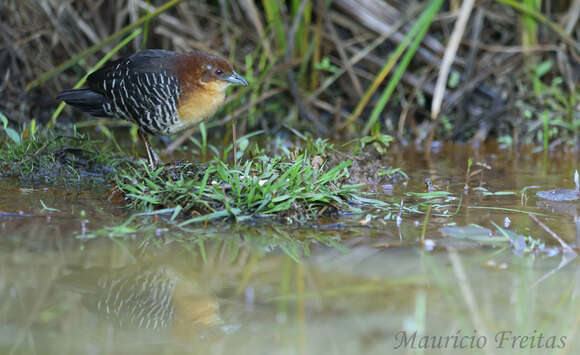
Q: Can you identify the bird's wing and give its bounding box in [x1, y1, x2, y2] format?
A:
[87, 49, 179, 91]
[85, 50, 182, 134]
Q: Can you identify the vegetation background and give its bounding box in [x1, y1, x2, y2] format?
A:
[1, 5, 580, 344]
[0, 0, 578, 151]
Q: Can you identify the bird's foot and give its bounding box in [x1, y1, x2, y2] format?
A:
[138, 129, 162, 170]
[146, 147, 162, 170]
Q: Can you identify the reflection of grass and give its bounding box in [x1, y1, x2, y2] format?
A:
[82, 218, 351, 262]
[423, 247, 580, 353]
[6, 217, 579, 354]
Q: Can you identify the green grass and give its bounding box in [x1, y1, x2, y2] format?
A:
[19, 0, 576, 150]
[519, 60, 579, 147]
[0, 127, 120, 182]
[2, 122, 576, 261]
[345, 0, 444, 133]
[116, 153, 362, 224]
[262, 0, 286, 53]
[496, 0, 579, 52]
[0, 123, 388, 225]
[519, 0, 540, 47]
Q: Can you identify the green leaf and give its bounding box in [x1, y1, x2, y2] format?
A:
[40, 200, 60, 212]
[0, 112, 8, 129]
[535, 60, 552, 78]
[0, 112, 21, 144]
[5, 127, 21, 144]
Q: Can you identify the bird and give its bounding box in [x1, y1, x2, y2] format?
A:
[57, 49, 248, 168]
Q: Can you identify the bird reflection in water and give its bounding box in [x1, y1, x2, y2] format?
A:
[58, 264, 223, 342]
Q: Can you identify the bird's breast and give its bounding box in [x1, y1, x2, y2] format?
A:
[176, 83, 226, 130]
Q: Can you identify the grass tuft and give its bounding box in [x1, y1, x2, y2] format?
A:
[0, 127, 120, 183]
[115, 153, 361, 224]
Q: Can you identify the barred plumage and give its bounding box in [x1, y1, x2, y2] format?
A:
[95, 266, 177, 329]
[57, 265, 221, 335]
[57, 49, 248, 167]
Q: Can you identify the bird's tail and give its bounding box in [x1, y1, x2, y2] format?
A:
[56, 89, 109, 117]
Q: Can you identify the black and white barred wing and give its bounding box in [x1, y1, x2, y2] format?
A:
[87, 50, 181, 135]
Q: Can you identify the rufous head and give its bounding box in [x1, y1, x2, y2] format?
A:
[179, 50, 248, 91]
[200, 57, 248, 87]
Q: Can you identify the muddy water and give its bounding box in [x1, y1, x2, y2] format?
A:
[1, 144, 580, 355]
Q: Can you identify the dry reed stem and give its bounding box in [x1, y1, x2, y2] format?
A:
[431, 0, 475, 120]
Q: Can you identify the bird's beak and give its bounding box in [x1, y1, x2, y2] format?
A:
[225, 71, 248, 86]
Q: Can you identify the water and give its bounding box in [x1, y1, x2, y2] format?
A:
[1, 144, 579, 355]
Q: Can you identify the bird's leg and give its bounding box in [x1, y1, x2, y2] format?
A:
[138, 129, 161, 169]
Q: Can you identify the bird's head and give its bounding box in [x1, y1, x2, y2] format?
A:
[179, 50, 248, 92]
[200, 57, 248, 88]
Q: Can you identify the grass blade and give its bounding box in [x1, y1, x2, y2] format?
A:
[25, 0, 184, 91]
[363, 0, 444, 134]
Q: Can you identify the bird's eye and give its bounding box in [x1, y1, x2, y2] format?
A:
[215, 68, 223, 75]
